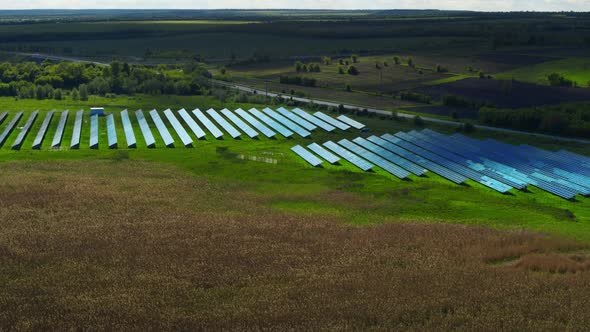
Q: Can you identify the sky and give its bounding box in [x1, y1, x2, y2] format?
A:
[2, 0, 590, 11]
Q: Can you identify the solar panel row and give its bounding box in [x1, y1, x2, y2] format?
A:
[120, 110, 137, 148]
[313, 112, 350, 131]
[249, 108, 293, 138]
[150, 109, 175, 148]
[323, 140, 373, 171]
[338, 139, 410, 179]
[277, 107, 316, 131]
[178, 108, 206, 139]
[0, 111, 8, 126]
[307, 142, 340, 164]
[352, 137, 426, 176]
[51, 110, 68, 149]
[193, 109, 223, 139]
[337, 115, 365, 129]
[32, 110, 54, 150]
[207, 109, 241, 139]
[135, 110, 156, 148]
[292, 108, 335, 132]
[291, 145, 322, 167]
[11, 111, 38, 150]
[106, 113, 118, 149]
[89, 114, 99, 149]
[164, 109, 193, 147]
[70, 110, 84, 149]
[0, 112, 23, 148]
[263, 108, 310, 138]
[221, 109, 258, 138]
[235, 108, 275, 138]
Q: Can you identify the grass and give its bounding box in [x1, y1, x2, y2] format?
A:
[1, 160, 590, 329]
[495, 57, 590, 87]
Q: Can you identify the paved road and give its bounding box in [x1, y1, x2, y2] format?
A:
[216, 80, 590, 144]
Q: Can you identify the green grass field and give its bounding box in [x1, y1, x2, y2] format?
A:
[495, 57, 590, 87]
[0, 95, 588, 243]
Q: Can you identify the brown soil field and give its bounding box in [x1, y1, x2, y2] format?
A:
[416, 78, 590, 109]
[1, 161, 590, 330]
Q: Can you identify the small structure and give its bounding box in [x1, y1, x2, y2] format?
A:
[90, 107, 105, 117]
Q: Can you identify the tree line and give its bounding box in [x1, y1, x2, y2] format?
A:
[0, 60, 212, 100]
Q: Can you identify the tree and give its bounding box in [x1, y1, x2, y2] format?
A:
[345, 84, 352, 92]
[79, 84, 89, 101]
[53, 89, 62, 100]
[393, 56, 400, 65]
[322, 57, 332, 65]
[347, 65, 359, 75]
[295, 61, 304, 73]
[71, 88, 79, 101]
[36, 85, 44, 100]
[351, 54, 359, 63]
[219, 66, 227, 75]
[338, 66, 345, 75]
[547, 73, 573, 87]
[407, 57, 414, 68]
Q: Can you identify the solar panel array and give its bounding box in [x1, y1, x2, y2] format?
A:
[164, 109, 193, 147]
[51, 110, 68, 149]
[0, 111, 7, 125]
[337, 115, 365, 129]
[70, 110, 83, 149]
[313, 112, 350, 131]
[292, 108, 335, 132]
[291, 145, 322, 167]
[178, 108, 206, 139]
[136, 110, 156, 148]
[89, 114, 99, 149]
[263, 108, 310, 138]
[106, 113, 118, 149]
[277, 107, 316, 131]
[235, 108, 275, 138]
[121, 110, 137, 148]
[221, 108, 258, 138]
[150, 109, 175, 148]
[307, 143, 340, 164]
[193, 109, 223, 139]
[207, 109, 241, 139]
[249, 108, 293, 138]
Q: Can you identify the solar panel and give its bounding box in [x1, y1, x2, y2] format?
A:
[291, 145, 322, 167]
[70, 110, 84, 149]
[192, 109, 223, 139]
[338, 139, 410, 179]
[337, 115, 365, 129]
[89, 114, 99, 149]
[51, 110, 68, 149]
[322, 140, 373, 171]
[135, 110, 156, 148]
[221, 109, 258, 138]
[248, 108, 293, 138]
[367, 135, 467, 184]
[0, 111, 7, 125]
[307, 142, 340, 164]
[207, 109, 241, 139]
[277, 107, 317, 131]
[120, 110, 137, 148]
[11, 111, 38, 150]
[235, 108, 276, 138]
[32, 110, 54, 150]
[291, 108, 335, 132]
[150, 109, 175, 148]
[263, 108, 310, 138]
[178, 108, 206, 139]
[106, 113, 118, 149]
[0, 112, 23, 148]
[163, 109, 193, 147]
[352, 137, 427, 176]
[313, 112, 350, 130]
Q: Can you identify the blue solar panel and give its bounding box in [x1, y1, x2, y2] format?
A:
[263, 108, 310, 138]
[0, 111, 7, 125]
[221, 109, 258, 138]
[207, 109, 241, 139]
[32, 111, 54, 150]
[193, 109, 223, 139]
[338, 139, 410, 179]
[291, 145, 323, 167]
[307, 143, 340, 164]
[120, 110, 137, 148]
[0, 112, 23, 148]
[235, 108, 275, 138]
[51, 110, 68, 149]
[11, 111, 38, 150]
[135, 110, 156, 148]
[89, 114, 99, 149]
[70, 110, 84, 149]
[322, 140, 373, 171]
[292, 108, 335, 132]
[248, 108, 293, 138]
[313, 112, 350, 130]
[277, 107, 317, 131]
[163, 109, 193, 147]
[106, 113, 118, 149]
[337, 115, 365, 129]
[150, 109, 175, 148]
[367, 135, 467, 184]
[352, 137, 427, 176]
[178, 108, 206, 139]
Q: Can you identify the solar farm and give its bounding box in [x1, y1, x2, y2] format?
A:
[0, 106, 588, 201]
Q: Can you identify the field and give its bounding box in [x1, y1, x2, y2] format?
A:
[496, 57, 590, 87]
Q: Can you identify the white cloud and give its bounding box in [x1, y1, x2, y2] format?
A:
[2, 0, 590, 11]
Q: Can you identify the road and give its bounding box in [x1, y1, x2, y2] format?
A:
[215, 80, 590, 144]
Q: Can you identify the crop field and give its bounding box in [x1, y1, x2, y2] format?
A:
[496, 57, 590, 87]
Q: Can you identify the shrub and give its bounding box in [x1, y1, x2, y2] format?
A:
[548, 73, 574, 87]
[400, 91, 431, 104]
[347, 65, 359, 75]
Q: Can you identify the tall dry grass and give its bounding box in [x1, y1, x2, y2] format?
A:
[0, 160, 590, 330]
